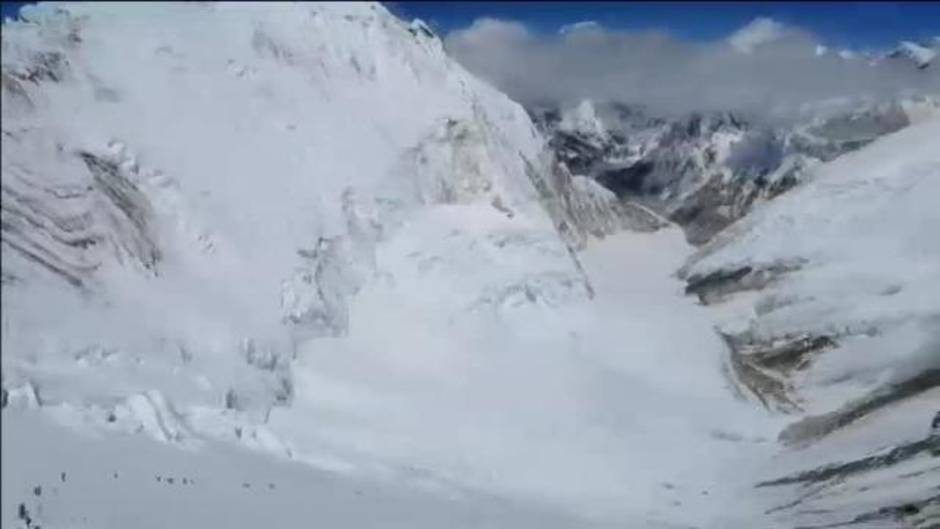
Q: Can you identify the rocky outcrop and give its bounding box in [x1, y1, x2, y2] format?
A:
[719, 331, 803, 414]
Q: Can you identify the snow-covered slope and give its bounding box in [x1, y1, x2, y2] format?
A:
[1, 0, 613, 493]
[0, 4, 762, 527]
[0, 2, 741, 527]
[1, 0, 598, 429]
[886, 40, 939, 70]
[3, 3, 938, 529]
[4, 407, 625, 529]
[681, 117, 940, 527]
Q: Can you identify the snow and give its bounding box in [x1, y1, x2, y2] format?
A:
[264, 227, 783, 525]
[2, 3, 780, 527]
[558, 99, 607, 138]
[686, 118, 940, 343]
[1, 0, 562, 431]
[3, 2, 937, 528]
[897, 41, 937, 68]
[4, 223, 785, 527]
[684, 117, 940, 409]
[682, 117, 940, 525]
[3, 408, 621, 529]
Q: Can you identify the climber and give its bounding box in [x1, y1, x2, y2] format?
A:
[931, 412, 940, 457]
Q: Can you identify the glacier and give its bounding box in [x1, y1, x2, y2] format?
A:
[2, 2, 938, 528]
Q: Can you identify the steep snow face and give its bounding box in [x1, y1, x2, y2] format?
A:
[1, 1, 597, 452]
[681, 118, 940, 526]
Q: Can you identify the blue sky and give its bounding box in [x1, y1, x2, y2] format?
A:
[2, 2, 937, 50]
[388, 2, 940, 50]
[1, 1, 28, 20]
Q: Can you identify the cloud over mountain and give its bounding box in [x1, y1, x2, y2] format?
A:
[445, 17, 940, 120]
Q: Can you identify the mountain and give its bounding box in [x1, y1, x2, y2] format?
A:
[886, 40, 939, 70]
[0, 3, 693, 526]
[2, 3, 938, 529]
[530, 97, 933, 244]
[680, 117, 940, 528]
[1, 0, 613, 425]
[815, 38, 940, 70]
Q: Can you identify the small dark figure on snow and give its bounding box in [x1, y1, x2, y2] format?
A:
[931, 412, 940, 457]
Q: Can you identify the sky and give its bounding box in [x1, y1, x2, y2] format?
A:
[387, 2, 940, 120]
[1, 1, 28, 21]
[388, 2, 940, 51]
[4, 1, 937, 120]
[3, 2, 938, 49]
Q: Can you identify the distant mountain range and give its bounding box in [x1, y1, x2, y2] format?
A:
[529, 90, 938, 244]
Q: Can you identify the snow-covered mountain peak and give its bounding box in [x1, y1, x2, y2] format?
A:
[558, 99, 607, 137]
[3, 4, 938, 528]
[890, 40, 938, 69]
[2, 0, 613, 457]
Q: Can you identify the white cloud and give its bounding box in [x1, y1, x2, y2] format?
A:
[839, 49, 856, 60]
[448, 17, 530, 47]
[728, 17, 786, 54]
[444, 17, 940, 122]
[559, 20, 601, 35]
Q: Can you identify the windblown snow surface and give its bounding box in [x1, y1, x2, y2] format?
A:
[2, 3, 937, 529]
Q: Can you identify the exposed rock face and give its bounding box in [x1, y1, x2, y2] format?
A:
[719, 330, 840, 414]
[531, 99, 917, 245]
